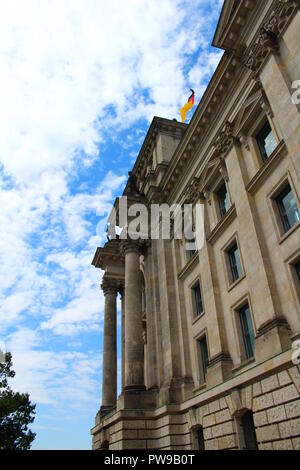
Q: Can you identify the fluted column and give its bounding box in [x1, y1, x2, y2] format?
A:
[100, 277, 118, 413]
[120, 240, 145, 391]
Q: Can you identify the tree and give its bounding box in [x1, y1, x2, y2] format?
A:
[0, 352, 36, 449]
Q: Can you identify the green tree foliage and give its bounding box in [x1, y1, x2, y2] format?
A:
[0, 352, 36, 449]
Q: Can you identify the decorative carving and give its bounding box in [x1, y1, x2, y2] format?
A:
[203, 190, 211, 206]
[120, 239, 144, 256]
[242, 0, 299, 74]
[184, 177, 204, 205]
[213, 121, 238, 156]
[219, 161, 229, 183]
[259, 88, 274, 117]
[101, 277, 118, 296]
[264, 0, 299, 35]
[238, 132, 250, 151]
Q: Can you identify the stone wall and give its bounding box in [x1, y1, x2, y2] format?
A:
[92, 364, 300, 450]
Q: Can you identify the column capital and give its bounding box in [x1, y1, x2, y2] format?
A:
[120, 239, 143, 256]
[101, 277, 118, 296]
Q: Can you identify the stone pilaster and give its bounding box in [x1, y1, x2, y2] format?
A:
[100, 276, 118, 414]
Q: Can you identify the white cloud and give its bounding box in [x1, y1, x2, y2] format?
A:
[6, 328, 100, 407]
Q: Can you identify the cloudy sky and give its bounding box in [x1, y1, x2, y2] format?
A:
[0, 0, 223, 449]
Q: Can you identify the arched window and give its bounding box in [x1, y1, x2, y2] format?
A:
[241, 411, 258, 450]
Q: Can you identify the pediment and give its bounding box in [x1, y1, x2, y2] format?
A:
[234, 85, 265, 135]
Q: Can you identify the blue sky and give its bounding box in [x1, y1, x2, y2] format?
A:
[0, 0, 223, 449]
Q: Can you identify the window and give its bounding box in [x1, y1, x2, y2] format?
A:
[256, 120, 277, 162]
[197, 427, 205, 450]
[188, 247, 196, 259]
[241, 411, 258, 450]
[217, 182, 230, 218]
[238, 304, 255, 360]
[295, 261, 300, 283]
[228, 243, 243, 283]
[198, 336, 209, 382]
[276, 184, 300, 233]
[192, 283, 203, 316]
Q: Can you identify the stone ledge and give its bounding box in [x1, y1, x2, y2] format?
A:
[207, 204, 237, 245]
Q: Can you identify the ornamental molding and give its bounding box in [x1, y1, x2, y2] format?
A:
[213, 121, 239, 156]
[183, 177, 204, 205]
[101, 277, 119, 296]
[242, 0, 299, 74]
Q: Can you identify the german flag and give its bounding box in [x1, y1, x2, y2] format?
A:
[180, 89, 195, 123]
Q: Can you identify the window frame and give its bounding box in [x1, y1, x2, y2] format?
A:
[255, 119, 277, 163]
[285, 250, 300, 311]
[238, 303, 255, 360]
[196, 334, 209, 385]
[267, 176, 300, 241]
[227, 242, 243, 284]
[222, 234, 246, 290]
[231, 296, 256, 366]
[191, 280, 204, 318]
[216, 181, 230, 218]
[275, 183, 300, 233]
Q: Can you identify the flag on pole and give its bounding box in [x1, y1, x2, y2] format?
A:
[180, 89, 195, 123]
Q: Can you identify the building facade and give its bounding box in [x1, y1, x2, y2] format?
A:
[91, 0, 300, 450]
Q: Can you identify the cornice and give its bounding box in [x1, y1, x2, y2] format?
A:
[213, 0, 257, 52]
[92, 239, 123, 269]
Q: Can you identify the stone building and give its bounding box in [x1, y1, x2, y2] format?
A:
[91, 0, 300, 450]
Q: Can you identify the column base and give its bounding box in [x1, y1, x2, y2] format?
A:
[99, 405, 115, 418]
[156, 377, 194, 406]
[118, 388, 156, 410]
[123, 384, 146, 392]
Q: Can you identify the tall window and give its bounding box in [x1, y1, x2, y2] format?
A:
[238, 304, 255, 360]
[276, 184, 300, 233]
[241, 411, 258, 450]
[192, 283, 203, 316]
[217, 182, 230, 218]
[197, 427, 205, 450]
[256, 120, 277, 162]
[199, 336, 209, 382]
[228, 243, 243, 283]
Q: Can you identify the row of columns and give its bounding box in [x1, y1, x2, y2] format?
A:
[100, 240, 145, 413]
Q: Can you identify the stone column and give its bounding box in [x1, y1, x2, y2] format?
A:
[100, 276, 118, 413]
[121, 240, 145, 391]
[120, 286, 125, 391]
